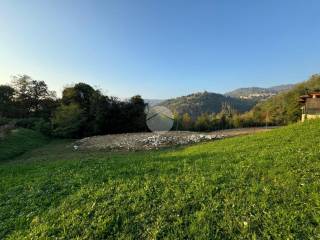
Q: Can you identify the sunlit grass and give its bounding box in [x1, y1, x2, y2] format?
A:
[1, 121, 320, 239]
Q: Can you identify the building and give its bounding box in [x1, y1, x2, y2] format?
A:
[299, 92, 320, 122]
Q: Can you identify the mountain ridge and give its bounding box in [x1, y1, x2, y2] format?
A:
[224, 84, 295, 99]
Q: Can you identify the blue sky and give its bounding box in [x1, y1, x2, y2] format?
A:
[1, 0, 320, 99]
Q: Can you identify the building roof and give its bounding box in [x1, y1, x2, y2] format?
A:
[299, 92, 320, 103]
[309, 92, 320, 96]
[299, 94, 311, 103]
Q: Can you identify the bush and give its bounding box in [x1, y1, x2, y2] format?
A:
[15, 118, 39, 129]
[0, 117, 10, 126]
[14, 118, 52, 136]
[52, 103, 85, 138]
[33, 119, 52, 135]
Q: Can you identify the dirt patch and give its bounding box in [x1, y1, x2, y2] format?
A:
[211, 127, 278, 137]
[74, 127, 276, 152]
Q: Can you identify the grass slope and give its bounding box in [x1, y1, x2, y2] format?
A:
[1, 121, 320, 239]
[0, 128, 48, 161]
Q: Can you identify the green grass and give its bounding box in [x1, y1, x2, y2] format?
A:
[0, 128, 48, 161]
[1, 121, 320, 239]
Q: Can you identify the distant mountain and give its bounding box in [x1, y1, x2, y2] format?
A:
[268, 84, 295, 92]
[145, 99, 165, 106]
[225, 84, 295, 100]
[159, 91, 256, 119]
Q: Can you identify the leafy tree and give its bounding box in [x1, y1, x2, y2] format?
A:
[52, 103, 85, 138]
[172, 112, 181, 130]
[128, 95, 147, 132]
[88, 92, 110, 135]
[0, 85, 15, 118]
[11, 75, 56, 118]
[62, 83, 95, 111]
[194, 113, 211, 131]
[28, 80, 55, 113]
[182, 113, 192, 130]
[12, 75, 32, 117]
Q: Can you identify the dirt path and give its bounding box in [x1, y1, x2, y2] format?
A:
[211, 126, 278, 137]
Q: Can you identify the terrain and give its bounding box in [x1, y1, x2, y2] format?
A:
[75, 127, 273, 151]
[250, 74, 320, 125]
[224, 84, 295, 99]
[144, 99, 165, 106]
[159, 91, 256, 118]
[155, 84, 295, 119]
[1, 120, 320, 239]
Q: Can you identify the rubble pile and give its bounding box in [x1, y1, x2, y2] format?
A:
[138, 134, 224, 150]
[75, 131, 226, 151]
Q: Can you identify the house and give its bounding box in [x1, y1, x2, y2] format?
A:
[299, 92, 320, 122]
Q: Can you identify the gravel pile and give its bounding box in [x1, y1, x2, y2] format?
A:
[74, 131, 226, 151]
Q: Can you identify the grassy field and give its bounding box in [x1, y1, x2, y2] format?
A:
[0, 128, 48, 161]
[1, 121, 320, 239]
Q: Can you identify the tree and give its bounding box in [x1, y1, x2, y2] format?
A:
[62, 83, 95, 111]
[11, 75, 56, 118]
[0, 85, 15, 117]
[182, 113, 192, 130]
[172, 112, 182, 131]
[194, 113, 211, 131]
[52, 103, 85, 138]
[28, 80, 55, 113]
[12, 75, 32, 117]
[128, 95, 146, 132]
[88, 92, 110, 135]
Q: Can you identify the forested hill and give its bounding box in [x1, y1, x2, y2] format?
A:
[225, 84, 295, 99]
[159, 91, 256, 118]
[250, 74, 320, 125]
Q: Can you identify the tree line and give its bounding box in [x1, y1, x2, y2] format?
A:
[249, 74, 320, 125]
[2, 74, 315, 137]
[173, 101, 265, 132]
[174, 74, 320, 131]
[0, 75, 147, 138]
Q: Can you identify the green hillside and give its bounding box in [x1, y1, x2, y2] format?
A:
[160, 91, 256, 118]
[1, 121, 320, 239]
[0, 128, 48, 161]
[251, 74, 320, 125]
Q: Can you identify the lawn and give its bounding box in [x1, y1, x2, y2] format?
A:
[0, 121, 320, 239]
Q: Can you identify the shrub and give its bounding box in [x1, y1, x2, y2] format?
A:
[14, 118, 52, 136]
[33, 118, 52, 135]
[0, 117, 10, 126]
[52, 103, 85, 138]
[15, 118, 39, 129]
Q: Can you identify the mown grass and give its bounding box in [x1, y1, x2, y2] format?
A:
[0, 128, 48, 161]
[1, 121, 320, 239]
